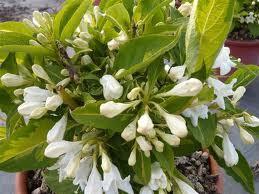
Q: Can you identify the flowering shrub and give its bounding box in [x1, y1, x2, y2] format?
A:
[0, 0, 259, 193]
[230, 0, 259, 39]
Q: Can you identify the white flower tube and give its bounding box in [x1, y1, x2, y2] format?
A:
[1, 73, 29, 87]
[136, 136, 152, 152]
[178, 2, 193, 17]
[121, 119, 137, 142]
[84, 164, 103, 194]
[30, 107, 48, 119]
[32, 11, 45, 27]
[45, 95, 63, 111]
[64, 153, 81, 178]
[232, 86, 246, 104]
[151, 138, 164, 152]
[44, 141, 82, 158]
[157, 78, 203, 98]
[164, 65, 186, 81]
[47, 114, 67, 143]
[137, 111, 155, 137]
[128, 147, 137, 166]
[174, 177, 199, 194]
[18, 102, 45, 116]
[156, 129, 180, 146]
[148, 162, 167, 191]
[140, 186, 154, 194]
[100, 101, 137, 118]
[100, 75, 123, 100]
[223, 133, 239, 167]
[127, 87, 141, 100]
[101, 152, 112, 173]
[240, 127, 254, 144]
[32, 64, 52, 83]
[23, 86, 52, 102]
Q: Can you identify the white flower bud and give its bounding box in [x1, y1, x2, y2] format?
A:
[100, 75, 123, 100]
[14, 89, 24, 97]
[29, 40, 41, 46]
[44, 140, 82, 158]
[56, 78, 71, 88]
[127, 87, 141, 100]
[73, 38, 89, 48]
[61, 69, 69, 77]
[144, 151, 151, 157]
[93, 6, 101, 23]
[219, 119, 234, 129]
[178, 2, 192, 17]
[37, 33, 48, 44]
[81, 55, 93, 65]
[232, 86, 246, 104]
[1, 73, 29, 87]
[79, 32, 92, 40]
[115, 69, 133, 80]
[128, 147, 137, 166]
[65, 153, 81, 178]
[137, 111, 155, 136]
[18, 102, 45, 116]
[47, 114, 67, 143]
[32, 64, 52, 83]
[30, 106, 48, 119]
[164, 65, 186, 81]
[32, 11, 45, 27]
[223, 132, 239, 167]
[23, 86, 52, 102]
[100, 101, 134, 118]
[156, 129, 180, 146]
[174, 177, 199, 194]
[108, 39, 120, 51]
[23, 18, 35, 29]
[101, 152, 112, 173]
[116, 31, 128, 43]
[151, 138, 164, 152]
[247, 116, 259, 127]
[42, 12, 53, 27]
[136, 136, 152, 152]
[45, 95, 63, 111]
[121, 119, 137, 142]
[66, 46, 76, 59]
[157, 78, 203, 97]
[240, 127, 254, 144]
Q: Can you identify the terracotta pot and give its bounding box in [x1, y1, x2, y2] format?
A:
[225, 39, 259, 65]
[209, 154, 224, 194]
[15, 172, 28, 194]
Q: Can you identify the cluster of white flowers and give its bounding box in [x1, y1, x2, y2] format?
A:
[238, 1, 259, 25]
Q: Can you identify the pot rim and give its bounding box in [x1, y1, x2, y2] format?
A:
[226, 39, 259, 47]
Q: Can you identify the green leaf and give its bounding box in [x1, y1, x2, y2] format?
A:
[187, 113, 217, 148]
[60, 0, 90, 41]
[0, 88, 14, 114]
[0, 127, 5, 140]
[99, 0, 121, 10]
[0, 118, 55, 172]
[0, 45, 55, 57]
[114, 33, 180, 78]
[197, 85, 215, 104]
[53, 0, 82, 38]
[213, 148, 255, 194]
[122, 0, 134, 17]
[0, 31, 32, 46]
[161, 96, 194, 114]
[71, 103, 135, 132]
[174, 137, 201, 157]
[248, 23, 259, 38]
[226, 65, 259, 90]
[105, 3, 131, 33]
[147, 59, 164, 95]
[0, 53, 17, 75]
[134, 150, 151, 184]
[153, 144, 174, 176]
[0, 21, 34, 36]
[44, 170, 81, 194]
[185, 0, 235, 74]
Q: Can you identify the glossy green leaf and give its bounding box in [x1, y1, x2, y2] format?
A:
[60, 0, 90, 41]
[187, 113, 217, 148]
[0, 21, 34, 36]
[0, 127, 5, 140]
[0, 31, 32, 46]
[161, 96, 194, 114]
[0, 53, 17, 75]
[114, 33, 180, 78]
[134, 150, 151, 184]
[71, 103, 135, 132]
[185, 0, 235, 74]
[0, 118, 55, 172]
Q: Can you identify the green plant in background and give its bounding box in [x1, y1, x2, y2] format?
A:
[230, 0, 259, 39]
[0, 0, 259, 193]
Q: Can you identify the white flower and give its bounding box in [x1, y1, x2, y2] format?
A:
[23, 86, 52, 102]
[44, 140, 82, 158]
[93, 6, 101, 23]
[164, 65, 186, 81]
[64, 153, 81, 178]
[1, 73, 30, 87]
[149, 163, 167, 190]
[140, 186, 154, 194]
[32, 64, 52, 83]
[73, 157, 93, 190]
[128, 147, 137, 166]
[136, 136, 152, 152]
[213, 46, 236, 76]
[157, 78, 203, 97]
[47, 114, 67, 143]
[56, 78, 71, 87]
[174, 177, 199, 194]
[232, 86, 246, 105]
[246, 116, 259, 127]
[18, 102, 45, 117]
[100, 75, 123, 100]
[103, 164, 134, 194]
[223, 132, 239, 167]
[151, 138, 164, 152]
[219, 119, 234, 129]
[182, 104, 209, 127]
[30, 107, 48, 119]
[81, 55, 93, 65]
[84, 163, 103, 194]
[155, 104, 187, 138]
[32, 11, 46, 27]
[240, 127, 255, 144]
[156, 129, 180, 146]
[101, 152, 112, 173]
[66, 46, 76, 58]
[37, 33, 48, 44]
[73, 38, 89, 48]
[137, 111, 156, 137]
[100, 101, 137, 118]
[121, 118, 137, 142]
[178, 2, 192, 17]
[45, 95, 63, 111]
[108, 31, 128, 51]
[207, 77, 237, 110]
[127, 87, 141, 100]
